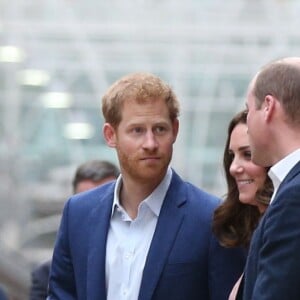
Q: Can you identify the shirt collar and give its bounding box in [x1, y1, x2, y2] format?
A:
[268, 148, 300, 203]
[111, 167, 173, 218]
[111, 175, 123, 217]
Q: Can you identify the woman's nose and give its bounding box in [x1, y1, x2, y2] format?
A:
[230, 160, 243, 175]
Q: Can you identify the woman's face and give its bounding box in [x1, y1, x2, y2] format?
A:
[229, 123, 267, 211]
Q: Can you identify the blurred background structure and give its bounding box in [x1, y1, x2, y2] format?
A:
[0, 0, 299, 298]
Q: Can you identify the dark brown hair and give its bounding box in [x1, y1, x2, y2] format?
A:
[212, 110, 273, 248]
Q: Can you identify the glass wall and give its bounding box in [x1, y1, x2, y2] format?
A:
[0, 0, 299, 297]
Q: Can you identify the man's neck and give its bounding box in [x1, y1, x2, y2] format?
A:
[119, 176, 163, 220]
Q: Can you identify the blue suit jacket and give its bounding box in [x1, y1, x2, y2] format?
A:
[30, 260, 51, 300]
[48, 171, 245, 300]
[0, 286, 8, 300]
[243, 161, 300, 300]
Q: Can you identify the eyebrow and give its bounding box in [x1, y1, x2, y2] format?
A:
[238, 145, 250, 151]
[229, 145, 250, 152]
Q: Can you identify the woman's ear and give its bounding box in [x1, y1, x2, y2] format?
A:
[103, 123, 117, 148]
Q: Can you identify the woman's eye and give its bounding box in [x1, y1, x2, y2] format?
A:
[244, 151, 252, 159]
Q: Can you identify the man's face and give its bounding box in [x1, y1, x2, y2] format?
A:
[110, 98, 178, 185]
[246, 89, 268, 167]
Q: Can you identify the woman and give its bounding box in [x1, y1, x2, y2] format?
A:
[213, 109, 273, 299]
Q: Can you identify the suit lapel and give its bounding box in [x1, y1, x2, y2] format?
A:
[138, 171, 186, 300]
[273, 160, 300, 204]
[281, 160, 300, 185]
[86, 186, 114, 300]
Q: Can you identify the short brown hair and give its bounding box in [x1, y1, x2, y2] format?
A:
[102, 72, 180, 128]
[253, 58, 300, 125]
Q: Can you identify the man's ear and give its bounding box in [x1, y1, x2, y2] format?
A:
[103, 123, 117, 148]
[264, 95, 276, 122]
[172, 118, 179, 143]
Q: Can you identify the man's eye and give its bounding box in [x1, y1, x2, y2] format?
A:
[133, 127, 143, 134]
[155, 126, 166, 133]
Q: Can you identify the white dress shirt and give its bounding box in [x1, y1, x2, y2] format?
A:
[268, 148, 300, 204]
[105, 167, 172, 300]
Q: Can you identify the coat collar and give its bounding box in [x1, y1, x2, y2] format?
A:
[281, 160, 300, 185]
[138, 171, 187, 300]
[86, 184, 114, 300]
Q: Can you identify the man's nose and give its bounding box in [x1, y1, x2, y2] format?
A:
[142, 131, 158, 150]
